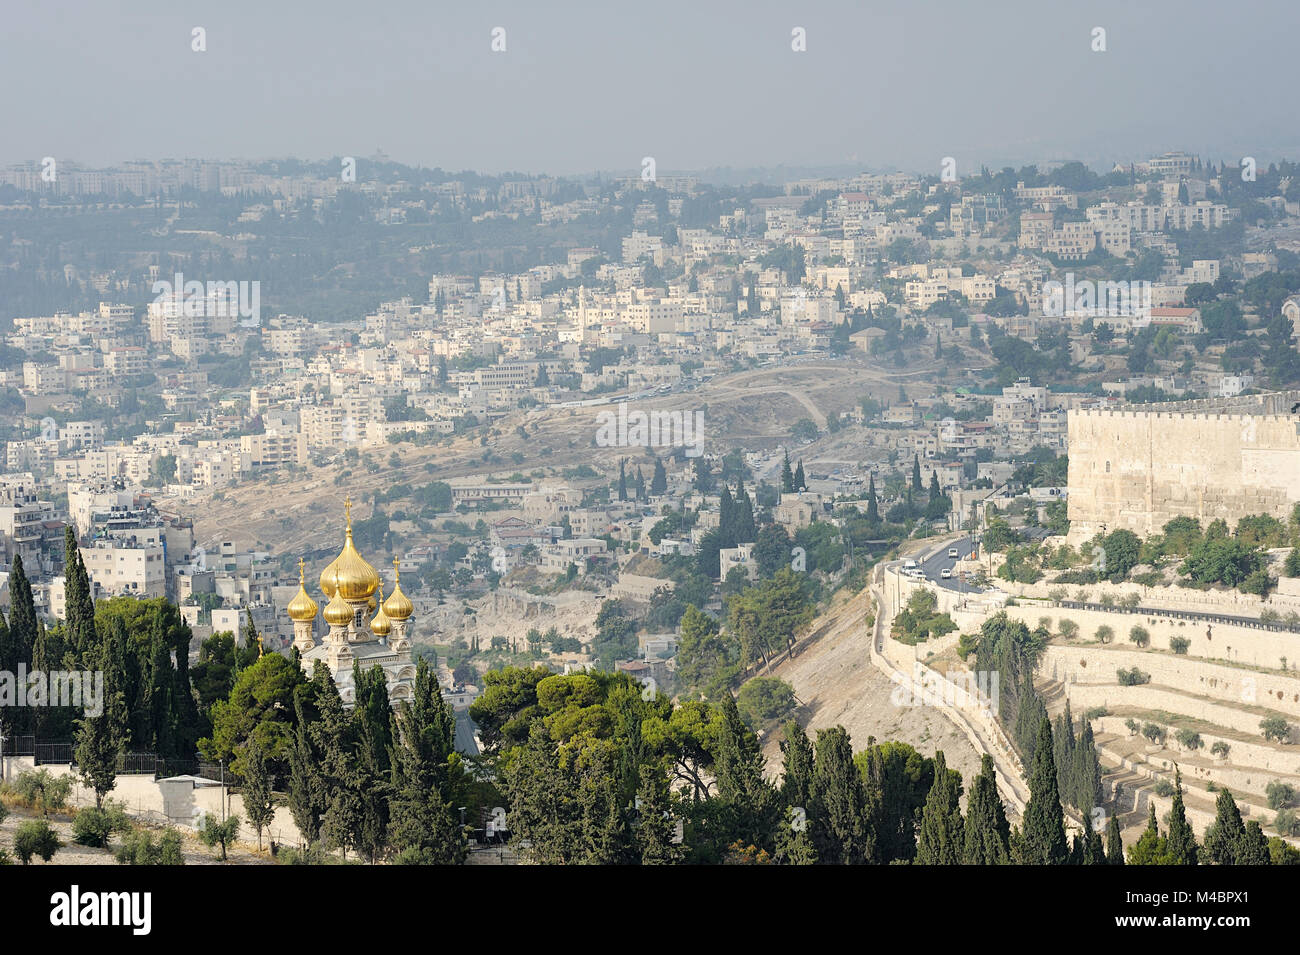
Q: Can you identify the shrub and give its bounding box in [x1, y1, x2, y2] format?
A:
[1153, 779, 1176, 797]
[1210, 741, 1230, 757]
[1118, 667, 1151, 686]
[9, 769, 72, 814]
[1274, 808, 1300, 837]
[1119, 592, 1142, 609]
[1261, 717, 1293, 744]
[1083, 706, 1109, 721]
[1267, 781, 1296, 810]
[72, 804, 132, 848]
[1169, 636, 1191, 655]
[1099, 593, 1115, 608]
[197, 813, 241, 861]
[114, 828, 185, 866]
[736, 677, 797, 729]
[13, 820, 60, 864]
[1129, 625, 1150, 647]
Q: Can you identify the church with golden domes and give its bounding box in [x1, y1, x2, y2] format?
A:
[284, 499, 417, 704]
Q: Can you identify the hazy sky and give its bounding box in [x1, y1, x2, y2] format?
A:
[4, 0, 1298, 177]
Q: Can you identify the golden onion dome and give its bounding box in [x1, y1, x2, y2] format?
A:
[382, 558, 414, 621]
[370, 585, 393, 637]
[323, 568, 355, 627]
[318, 498, 380, 602]
[286, 559, 319, 622]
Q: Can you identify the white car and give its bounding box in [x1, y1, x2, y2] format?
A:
[941, 568, 952, 579]
[947, 547, 959, 559]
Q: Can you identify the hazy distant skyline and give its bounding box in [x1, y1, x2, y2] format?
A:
[4, 0, 1298, 178]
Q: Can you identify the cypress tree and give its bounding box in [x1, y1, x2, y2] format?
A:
[64, 526, 98, 662]
[1019, 714, 1069, 864]
[793, 460, 806, 491]
[866, 474, 880, 523]
[1053, 703, 1076, 805]
[779, 720, 815, 811]
[734, 482, 756, 544]
[774, 805, 818, 864]
[916, 751, 964, 864]
[809, 726, 875, 864]
[617, 459, 628, 501]
[963, 754, 1011, 864]
[1106, 813, 1125, 864]
[650, 457, 667, 496]
[1127, 801, 1166, 865]
[6, 555, 38, 730]
[635, 763, 684, 864]
[287, 694, 326, 844]
[911, 455, 923, 494]
[1072, 720, 1103, 816]
[242, 737, 275, 851]
[718, 484, 735, 547]
[781, 452, 794, 493]
[1164, 768, 1199, 865]
[1238, 821, 1270, 865]
[1203, 787, 1246, 865]
[714, 696, 777, 851]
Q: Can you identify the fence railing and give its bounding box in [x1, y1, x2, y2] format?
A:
[1055, 599, 1300, 634]
[1, 740, 245, 782]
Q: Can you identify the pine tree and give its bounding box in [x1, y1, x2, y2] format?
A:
[1019, 715, 1069, 864]
[866, 474, 880, 523]
[1164, 768, 1199, 865]
[650, 457, 667, 496]
[963, 754, 1010, 864]
[916, 751, 964, 864]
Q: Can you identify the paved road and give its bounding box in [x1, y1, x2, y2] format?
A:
[896, 534, 990, 596]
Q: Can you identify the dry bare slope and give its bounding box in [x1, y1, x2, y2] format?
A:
[760, 586, 985, 786]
